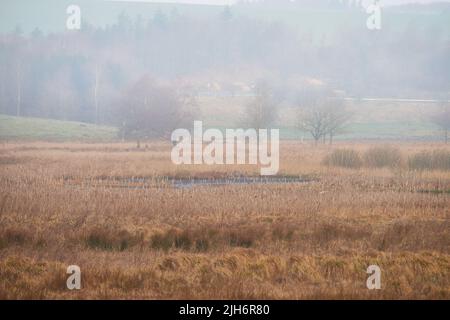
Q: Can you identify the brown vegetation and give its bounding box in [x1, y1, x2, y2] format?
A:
[0, 141, 449, 299]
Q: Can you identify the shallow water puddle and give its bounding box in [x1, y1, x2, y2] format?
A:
[63, 175, 316, 190]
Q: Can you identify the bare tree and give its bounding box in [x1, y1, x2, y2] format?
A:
[242, 81, 277, 130]
[93, 64, 100, 124]
[12, 27, 24, 117]
[38, 67, 79, 120]
[297, 96, 350, 145]
[430, 101, 450, 144]
[118, 76, 193, 148]
[90, 49, 111, 125]
[15, 61, 21, 117]
[298, 105, 328, 145]
[324, 98, 351, 144]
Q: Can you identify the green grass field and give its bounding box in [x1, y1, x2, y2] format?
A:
[0, 106, 443, 142]
[196, 96, 443, 141]
[278, 122, 439, 141]
[0, 115, 118, 141]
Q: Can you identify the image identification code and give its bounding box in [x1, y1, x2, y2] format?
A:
[179, 304, 270, 317]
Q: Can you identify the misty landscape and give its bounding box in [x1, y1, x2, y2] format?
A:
[0, 0, 449, 300]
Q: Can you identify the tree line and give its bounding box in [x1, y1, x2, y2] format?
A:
[0, 5, 449, 143]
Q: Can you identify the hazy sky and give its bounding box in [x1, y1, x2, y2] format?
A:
[107, 0, 450, 4]
[107, 0, 236, 5]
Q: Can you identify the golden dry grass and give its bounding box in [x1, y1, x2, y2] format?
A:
[0, 141, 449, 299]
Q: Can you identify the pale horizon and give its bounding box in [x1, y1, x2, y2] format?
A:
[106, 0, 450, 6]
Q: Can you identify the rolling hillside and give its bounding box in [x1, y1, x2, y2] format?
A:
[0, 115, 118, 141]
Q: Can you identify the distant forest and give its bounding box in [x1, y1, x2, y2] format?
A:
[0, 1, 449, 125]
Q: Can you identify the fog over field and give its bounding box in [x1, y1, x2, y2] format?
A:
[1, 0, 449, 137]
[0, 0, 449, 304]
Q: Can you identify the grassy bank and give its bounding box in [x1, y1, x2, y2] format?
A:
[0, 115, 118, 142]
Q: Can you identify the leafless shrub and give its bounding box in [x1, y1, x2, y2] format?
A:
[311, 222, 372, 243]
[322, 149, 362, 169]
[364, 146, 403, 168]
[0, 227, 32, 248]
[85, 227, 143, 251]
[408, 150, 450, 171]
[376, 220, 450, 251]
[151, 226, 265, 252]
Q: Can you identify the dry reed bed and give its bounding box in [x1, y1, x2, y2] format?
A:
[0, 141, 449, 299]
[0, 251, 448, 299]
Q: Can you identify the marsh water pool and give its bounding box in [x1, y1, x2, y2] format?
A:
[63, 175, 316, 189]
